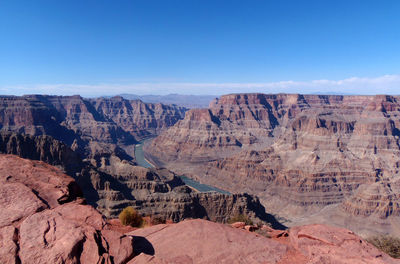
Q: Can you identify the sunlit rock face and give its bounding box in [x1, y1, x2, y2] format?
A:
[146, 93, 400, 235]
[90, 96, 187, 139]
[0, 95, 186, 160]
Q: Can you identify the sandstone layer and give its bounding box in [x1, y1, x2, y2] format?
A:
[90, 96, 186, 139]
[128, 219, 398, 264]
[146, 93, 400, 235]
[0, 95, 186, 161]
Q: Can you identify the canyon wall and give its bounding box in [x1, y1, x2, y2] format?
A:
[0, 132, 274, 225]
[0, 95, 186, 161]
[146, 93, 400, 235]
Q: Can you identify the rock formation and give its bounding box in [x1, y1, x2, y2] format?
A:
[128, 219, 399, 264]
[0, 95, 186, 161]
[90, 96, 187, 139]
[146, 93, 400, 235]
[0, 154, 134, 264]
[0, 132, 274, 225]
[1, 155, 396, 263]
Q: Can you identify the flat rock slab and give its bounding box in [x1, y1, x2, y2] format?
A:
[128, 219, 400, 264]
[128, 219, 289, 264]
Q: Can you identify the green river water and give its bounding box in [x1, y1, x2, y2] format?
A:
[134, 138, 230, 194]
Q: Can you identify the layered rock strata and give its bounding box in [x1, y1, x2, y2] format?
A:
[91, 96, 186, 139]
[0, 133, 274, 225]
[146, 93, 400, 235]
[0, 95, 186, 161]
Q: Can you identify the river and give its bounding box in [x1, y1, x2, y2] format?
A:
[135, 138, 230, 194]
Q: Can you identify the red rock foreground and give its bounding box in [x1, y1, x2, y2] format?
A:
[0, 154, 398, 264]
[128, 219, 398, 264]
[0, 154, 134, 264]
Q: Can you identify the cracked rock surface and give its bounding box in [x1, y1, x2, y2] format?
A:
[0, 154, 134, 264]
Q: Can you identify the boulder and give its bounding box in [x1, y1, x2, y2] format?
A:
[231, 221, 246, 229]
[0, 155, 135, 264]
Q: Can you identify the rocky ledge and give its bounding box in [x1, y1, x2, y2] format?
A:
[128, 219, 398, 264]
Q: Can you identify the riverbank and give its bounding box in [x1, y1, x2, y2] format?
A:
[135, 137, 230, 194]
[134, 138, 156, 168]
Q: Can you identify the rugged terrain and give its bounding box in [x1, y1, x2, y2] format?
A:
[1, 154, 397, 264]
[0, 95, 281, 225]
[0, 131, 274, 225]
[0, 95, 186, 162]
[0, 154, 134, 264]
[90, 96, 187, 139]
[146, 93, 400, 236]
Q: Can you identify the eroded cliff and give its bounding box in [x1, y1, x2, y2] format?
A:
[146, 93, 400, 235]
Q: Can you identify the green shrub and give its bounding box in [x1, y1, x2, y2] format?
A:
[228, 214, 253, 225]
[119, 207, 143, 227]
[367, 236, 400, 258]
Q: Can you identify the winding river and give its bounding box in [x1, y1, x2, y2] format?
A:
[135, 138, 230, 194]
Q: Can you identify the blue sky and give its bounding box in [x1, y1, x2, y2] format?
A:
[0, 0, 400, 96]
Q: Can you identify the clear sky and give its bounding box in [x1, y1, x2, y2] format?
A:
[0, 0, 400, 96]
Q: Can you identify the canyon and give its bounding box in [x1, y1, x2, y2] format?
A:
[146, 93, 400, 236]
[2, 92, 400, 262]
[0, 95, 276, 226]
[0, 95, 186, 160]
[1, 154, 397, 263]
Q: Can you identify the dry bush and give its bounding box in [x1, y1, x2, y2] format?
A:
[119, 207, 143, 227]
[367, 235, 400, 259]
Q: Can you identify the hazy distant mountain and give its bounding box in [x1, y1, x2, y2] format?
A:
[117, 94, 218, 108]
[309, 91, 356, 95]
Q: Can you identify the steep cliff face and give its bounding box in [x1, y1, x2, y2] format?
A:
[0, 95, 186, 161]
[0, 95, 133, 160]
[94, 154, 278, 225]
[0, 132, 82, 175]
[146, 93, 400, 235]
[90, 96, 186, 139]
[0, 95, 134, 144]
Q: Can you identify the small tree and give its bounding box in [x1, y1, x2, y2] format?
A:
[119, 206, 143, 227]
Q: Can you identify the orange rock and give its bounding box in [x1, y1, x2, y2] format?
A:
[128, 219, 400, 263]
[230, 221, 245, 229]
[244, 225, 257, 232]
